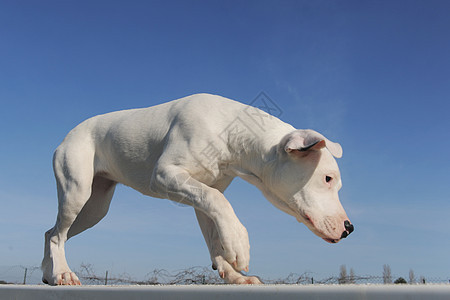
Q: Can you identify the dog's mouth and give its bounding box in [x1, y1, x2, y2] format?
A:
[319, 232, 343, 244]
[322, 238, 339, 244]
[297, 213, 344, 244]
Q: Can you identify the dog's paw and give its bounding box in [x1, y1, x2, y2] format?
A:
[217, 221, 250, 272]
[43, 272, 81, 286]
[213, 255, 262, 284]
[57, 272, 82, 285]
[230, 275, 263, 285]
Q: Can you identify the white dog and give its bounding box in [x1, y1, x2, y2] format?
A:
[42, 93, 353, 285]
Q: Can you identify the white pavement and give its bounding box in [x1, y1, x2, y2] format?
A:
[1, 284, 450, 300]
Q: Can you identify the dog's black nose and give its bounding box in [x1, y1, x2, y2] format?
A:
[341, 220, 354, 239]
[344, 220, 354, 233]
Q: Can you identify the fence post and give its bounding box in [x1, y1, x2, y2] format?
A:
[105, 271, 108, 285]
[23, 268, 28, 285]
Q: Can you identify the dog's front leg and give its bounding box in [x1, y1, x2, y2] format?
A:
[195, 209, 262, 284]
[150, 166, 251, 275]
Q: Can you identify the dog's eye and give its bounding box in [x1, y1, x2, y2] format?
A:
[325, 176, 333, 183]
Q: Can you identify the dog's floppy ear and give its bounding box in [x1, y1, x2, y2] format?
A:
[282, 130, 343, 158]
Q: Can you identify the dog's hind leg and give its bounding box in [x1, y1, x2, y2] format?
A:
[67, 175, 116, 239]
[42, 145, 96, 286]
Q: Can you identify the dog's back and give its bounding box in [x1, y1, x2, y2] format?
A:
[54, 94, 251, 192]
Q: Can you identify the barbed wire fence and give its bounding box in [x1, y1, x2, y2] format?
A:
[0, 265, 41, 285]
[1, 264, 449, 285]
[75, 264, 224, 285]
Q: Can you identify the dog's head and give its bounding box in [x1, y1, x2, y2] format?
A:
[262, 129, 353, 243]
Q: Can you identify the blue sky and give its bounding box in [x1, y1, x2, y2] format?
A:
[1, 0, 450, 283]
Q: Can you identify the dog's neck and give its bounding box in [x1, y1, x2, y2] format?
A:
[225, 125, 301, 217]
[224, 114, 294, 188]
